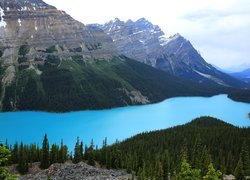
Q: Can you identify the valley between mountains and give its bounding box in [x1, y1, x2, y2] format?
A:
[0, 0, 249, 112]
[0, 0, 250, 180]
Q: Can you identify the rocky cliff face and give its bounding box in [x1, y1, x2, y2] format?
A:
[91, 18, 248, 88]
[0, 0, 116, 85]
[0, 0, 120, 111]
[93, 18, 163, 65]
[0, 1, 228, 112]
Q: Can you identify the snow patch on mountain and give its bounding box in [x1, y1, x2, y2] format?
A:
[0, 7, 7, 28]
[159, 35, 170, 46]
[194, 70, 229, 86]
[18, 18, 22, 26]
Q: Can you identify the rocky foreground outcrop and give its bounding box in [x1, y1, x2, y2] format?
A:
[16, 162, 132, 180]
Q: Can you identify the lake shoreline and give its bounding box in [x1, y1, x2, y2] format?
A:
[1, 94, 250, 151]
[0, 93, 244, 114]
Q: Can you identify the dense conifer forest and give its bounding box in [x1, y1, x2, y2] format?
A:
[1, 117, 250, 179]
[1, 56, 227, 112]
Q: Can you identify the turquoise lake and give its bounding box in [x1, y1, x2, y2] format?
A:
[0, 94, 250, 151]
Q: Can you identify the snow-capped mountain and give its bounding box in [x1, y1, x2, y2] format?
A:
[1, 1, 223, 112]
[89, 18, 248, 88]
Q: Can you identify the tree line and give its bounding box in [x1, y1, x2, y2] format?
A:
[1, 117, 250, 179]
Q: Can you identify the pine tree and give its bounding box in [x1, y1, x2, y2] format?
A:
[192, 134, 203, 170]
[73, 137, 82, 164]
[80, 141, 84, 160]
[111, 141, 121, 168]
[40, 134, 50, 169]
[58, 140, 67, 163]
[101, 138, 108, 165]
[155, 160, 164, 180]
[29, 144, 37, 165]
[11, 142, 19, 164]
[200, 147, 212, 176]
[203, 163, 222, 180]
[106, 148, 112, 169]
[178, 159, 201, 180]
[50, 144, 59, 164]
[178, 141, 188, 171]
[87, 139, 95, 166]
[18, 142, 28, 174]
[218, 150, 226, 174]
[137, 166, 146, 180]
[163, 150, 171, 179]
[0, 140, 18, 179]
[241, 141, 250, 175]
[234, 157, 245, 180]
[226, 151, 234, 174]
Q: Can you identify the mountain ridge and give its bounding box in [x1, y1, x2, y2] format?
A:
[89, 18, 248, 88]
[0, 0, 227, 112]
[230, 68, 250, 83]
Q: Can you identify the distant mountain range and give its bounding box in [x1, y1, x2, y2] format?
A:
[89, 18, 248, 88]
[0, 0, 227, 112]
[230, 68, 250, 83]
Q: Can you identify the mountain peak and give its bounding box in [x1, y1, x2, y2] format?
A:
[94, 18, 248, 88]
[0, 0, 50, 9]
[136, 17, 148, 22]
[169, 33, 184, 40]
[134, 17, 154, 30]
[113, 18, 121, 23]
[126, 19, 133, 24]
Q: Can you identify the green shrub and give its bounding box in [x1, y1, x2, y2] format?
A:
[19, 45, 30, 56]
[45, 46, 58, 53]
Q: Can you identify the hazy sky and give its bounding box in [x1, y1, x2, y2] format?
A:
[44, 0, 250, 71]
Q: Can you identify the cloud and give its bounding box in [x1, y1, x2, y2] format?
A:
[44, 0, 250, 70]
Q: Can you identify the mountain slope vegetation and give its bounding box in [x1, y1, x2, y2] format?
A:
[1, 56, 224, 112]
[97, 116, 250, 179]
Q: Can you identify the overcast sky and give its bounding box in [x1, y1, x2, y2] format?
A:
[44, 0, 250, 71]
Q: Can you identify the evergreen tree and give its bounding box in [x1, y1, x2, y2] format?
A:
[58, 140, 67, 163]
[73, 137, 82, 164]
[241, 141, 250, 175]
[11, 142, 19, 164]
[203, 163, 222, 180]
[36, 145, 41, 162]
[0, 141, 18, 179]
[163, 150, 171, 179]
[155, 160, 164, 180]
[226, 151, 234, 174]
[178, 159, 201, 180]
[40, 134, 50, 169]
[87, 139, 95, 166]
[200, 147, 212, 176]
[80, 141, 84, 160]
[137, 165, 146, 180]
[18, 142, 28, 174]
[192, 134, 203, 170]
[101, 138, 108, 165]
[111, 141, 121, 168]
[218, 150, 226, 174]
[50, 144, 59, 164]
[234, 157, 245, 180]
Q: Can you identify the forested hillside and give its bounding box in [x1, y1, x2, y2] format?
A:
[98, 117, 250, 179]
[1, 117, 250, 179]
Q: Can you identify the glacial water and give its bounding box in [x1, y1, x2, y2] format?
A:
[0, 94, 249, 150]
